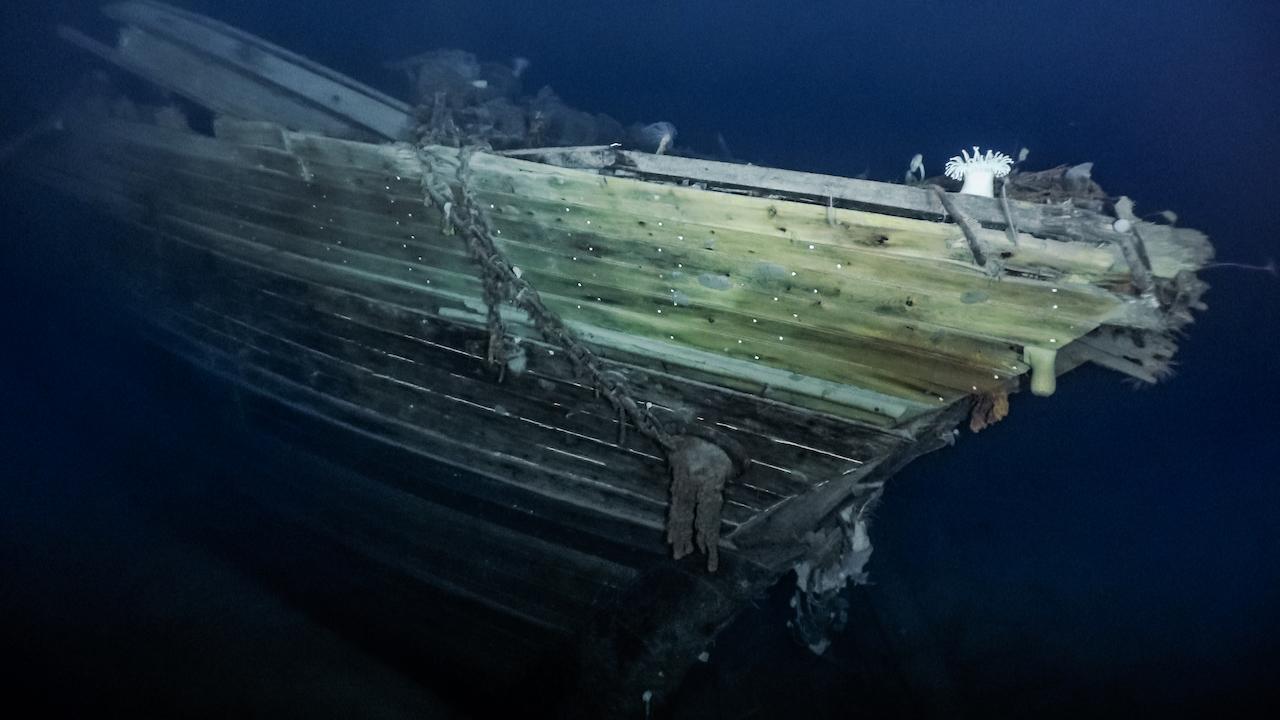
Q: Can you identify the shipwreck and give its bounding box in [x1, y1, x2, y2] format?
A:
[8, 2, 1213, 715]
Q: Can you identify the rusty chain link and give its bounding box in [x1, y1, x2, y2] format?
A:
[417, 144, 676, 451]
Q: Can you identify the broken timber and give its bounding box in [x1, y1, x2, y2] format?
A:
[11, 1, 1213, 715]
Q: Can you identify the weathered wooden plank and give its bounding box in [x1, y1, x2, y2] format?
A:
[473, 192, 1129, 332]
[89, 191, 877, 505]
[67, 125, 1141, 408]
[189, 186, 1014, 398]
[193, 138, 1157, 350]
[501, 146, 1132, 249]
[45, 122, 1126, 420]
[463, 153, 1127, 283]
[154, 312, 678, 531]
[147, 191, 907, 430]
[201, 281, 798, 509]
[287, 137, 1172, 346]
[34, 132, 960, 434]
[57, 26, 373, 142]
[162, 191, 987, 408]
[198, 135, 1132, 334]
[208, 253, 882, 472]
[76, 143, 1008, 417]
[65, 1, 412, 140]
[55, 131, 935, 423]
[167, 305, 749, 528]
[77, 122, 1138, 337]
[728, 400, 970, 565]
[29, 137, 920, 468]
[124, 208, 890, 527]
[178, 287, 781, 519]
[534, 148, 1212, 285]
[231, 390, 659, 567]
[103, 144, 966, 353]
[224, 151, 1125, 357]
[169, 207, 939, 421]
[55, 113, 1200, 305]
[249, 128, 1162, 297]
[152, 233, 885, 483]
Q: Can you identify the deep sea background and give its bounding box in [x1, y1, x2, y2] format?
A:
[2, 1, 1278, 717]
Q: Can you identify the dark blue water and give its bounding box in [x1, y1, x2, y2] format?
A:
[3, 1, 1278, 717]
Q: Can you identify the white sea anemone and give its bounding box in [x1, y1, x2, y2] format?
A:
[944, 146, 1014, 197]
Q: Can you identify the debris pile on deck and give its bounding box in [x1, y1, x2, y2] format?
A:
[393, 48, 682, 154]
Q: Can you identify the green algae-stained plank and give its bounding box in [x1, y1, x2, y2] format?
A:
[455, 150, 1131, 280]
[205, 281, 822, 499]
[506, 145, 1122, 243]
[137, 184, 912, 437]
[510, 146, 1209, 284]
[54, 152, 913, 452]
[222, 181, 1029, 392]
[424, 149, 1136, 340]
[475, 191, 1127, 325]
[159, 186, 1017, 400]
[113, 143, 1090, 356]
[48, 148, 986, 421]
[85, 128, 1139, 348]
[164, 209, 939, 418]
[475, 205, 1111, 349]
[460, 163, 1137, 326]
[481, 214, 1110, 344]
[163, 203, 952, 413]
[227, 133, 1137, 290]
[127, 150, 1080, 392]
[45, 122, 1171, 423]
[49, 134, 1022, 414]
[78, 120, 1198, 291]
[145, 200, 918, 425]
[60, 146, 977, 409]
[301, 139, 1111, 281]
[84, 141, 1061, 370]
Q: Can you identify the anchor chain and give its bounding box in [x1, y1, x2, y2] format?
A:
[415, 144, 748, 570]
[417, 144, 674, 451]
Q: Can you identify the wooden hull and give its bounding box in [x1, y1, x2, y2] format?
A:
[22, 115, 976, 712]
[12, 4, 1211, 711]
[28, 115, 929, 544]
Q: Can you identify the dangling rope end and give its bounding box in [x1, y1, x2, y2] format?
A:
[665, 434, 744, 573]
